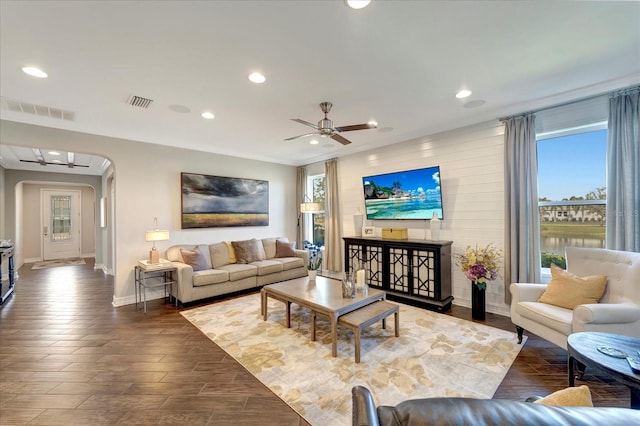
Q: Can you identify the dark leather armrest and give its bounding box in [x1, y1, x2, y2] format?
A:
[352, 386, 380, 426]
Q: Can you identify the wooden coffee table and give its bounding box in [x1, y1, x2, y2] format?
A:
[261, 276, 386, 357]
[568, 332, 640, 409]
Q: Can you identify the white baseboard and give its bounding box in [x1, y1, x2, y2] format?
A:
[25, 257, 41, 263]
[112, 288, 169, 308]
[82, 252, 95, 259]
[93, 263, 112, 275]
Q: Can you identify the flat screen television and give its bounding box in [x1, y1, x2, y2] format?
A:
[362, 165, 443, 220]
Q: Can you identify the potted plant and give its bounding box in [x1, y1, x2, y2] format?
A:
[307, 257, 323, 280]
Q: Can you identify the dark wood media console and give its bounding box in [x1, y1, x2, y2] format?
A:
[343, 237, 453, 312]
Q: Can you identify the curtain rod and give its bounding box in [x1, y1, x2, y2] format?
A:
[498, 84, 640, 122]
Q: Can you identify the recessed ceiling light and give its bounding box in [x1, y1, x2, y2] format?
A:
[345, 0, 371, 9]
[456, 89, 472, 99]
[48, 151, 61, 156]
[248, 72, 266, 83]
[22, 66, 48, 78]
[201, 111, 215, 119]
[310, 139, 319, 145]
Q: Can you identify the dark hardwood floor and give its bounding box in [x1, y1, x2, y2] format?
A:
[0, 260, 628, 425]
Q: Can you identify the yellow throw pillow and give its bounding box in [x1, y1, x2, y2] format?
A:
[537, 264, 607, 310]
[533, 385, 593, 407]
[224, 241, 237, 264]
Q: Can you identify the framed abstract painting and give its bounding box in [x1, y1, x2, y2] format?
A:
[181, 172, 269, 228]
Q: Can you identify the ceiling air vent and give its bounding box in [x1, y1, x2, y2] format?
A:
[127, 95, 153, 109]
[1, 97, 75, 121]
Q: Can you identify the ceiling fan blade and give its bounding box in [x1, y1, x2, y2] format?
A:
[291, 118, 319, 130]
[284, 132, 318, 141]
[335, 123, 377, 132]
[331, 133, 352, 145]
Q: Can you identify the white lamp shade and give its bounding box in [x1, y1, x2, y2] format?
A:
[300, 202, 322, 213]
[145, 230, 170, 242]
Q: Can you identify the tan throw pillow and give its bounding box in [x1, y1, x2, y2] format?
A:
[537, 264, 607, 310]
[533, 385, 593, 407]
[224, 241, 237, 264]
[180, 246, 209, 272]
[231, 239, 266, 264]
[275, 240, 296, 258]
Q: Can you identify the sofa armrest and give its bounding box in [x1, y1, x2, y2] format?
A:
[352, 386, 380, 426]
[510, 283, 547, 303]
[573, 302, 640, 325]
[294, 249, 309, 266]
[171, 261, 194, 303]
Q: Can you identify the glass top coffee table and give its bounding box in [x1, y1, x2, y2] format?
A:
[261, 276, 386, 357]
[568, 332, 640, 409]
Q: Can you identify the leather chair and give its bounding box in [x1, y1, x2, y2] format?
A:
[510, 247, 640, 349]
[352, 385, 640, 426]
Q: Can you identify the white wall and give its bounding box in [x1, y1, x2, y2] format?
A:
[338, 119, 510, 315]
[1, 121, 298, 307]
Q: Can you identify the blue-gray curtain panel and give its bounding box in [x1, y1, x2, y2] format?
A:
[606, 88, 640, 252]
[504, 114, 541, 304]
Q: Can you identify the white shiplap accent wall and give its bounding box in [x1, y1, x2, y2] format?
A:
[338, 119, 510, 316]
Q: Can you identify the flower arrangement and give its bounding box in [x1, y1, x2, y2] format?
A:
[308, 257, 323, 271]
[455, 244, 503, 290]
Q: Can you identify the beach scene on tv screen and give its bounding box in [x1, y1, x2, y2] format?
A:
[363, 167, 443, 220]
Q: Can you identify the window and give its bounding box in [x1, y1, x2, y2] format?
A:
[51, 195, 72, 241]
[306, 174, 325, 247]
[537, 127, 607, 269]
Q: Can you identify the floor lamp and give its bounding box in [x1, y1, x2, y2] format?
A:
[297, 197, 322, 249]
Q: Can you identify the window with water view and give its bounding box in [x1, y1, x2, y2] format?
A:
[537, 128, 607, 269]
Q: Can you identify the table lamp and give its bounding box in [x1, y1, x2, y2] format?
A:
[144, 217, 169, 264]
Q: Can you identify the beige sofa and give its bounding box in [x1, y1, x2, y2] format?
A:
[166, 237, 309, 304]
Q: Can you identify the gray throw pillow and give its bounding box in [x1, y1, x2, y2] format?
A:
[232, 239, 265, 264]
[180, 246, 209, 271]
[275, 240, 296, 258]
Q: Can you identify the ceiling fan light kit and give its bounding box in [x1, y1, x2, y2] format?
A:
[285, 101, 377, 145]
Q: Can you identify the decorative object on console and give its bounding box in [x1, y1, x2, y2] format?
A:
[455, 244, 503, 320]
[362, 226, 375, 237]
[381, 227, 408, 240]
[353, 213, 363, 236]
[144, 217, 169, 264]
[430, 211, 441, 240]
[181, 172, 269, 228]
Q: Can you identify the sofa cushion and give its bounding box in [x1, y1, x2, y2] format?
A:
[534, 385, 593, 407]
[537, 264, 607, 310]
[517, 301, 573, 335]
[180, 246, 210, 272]
[275, 240, 296, 258]
[261, 238, 277, 259]
[273, 256, 305, 271]
[224, 241, 237, 264]
[209, 243, 231, 268]
[232, 239, 266, 264]
[251, 260, 283, 276]
[192, 269, 230, 287]
[217, 263, 257, 281]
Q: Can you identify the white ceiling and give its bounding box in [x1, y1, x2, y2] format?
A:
[1, 1, 639, 174]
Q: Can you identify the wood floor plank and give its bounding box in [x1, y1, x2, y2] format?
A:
[0, 259, 630, 426]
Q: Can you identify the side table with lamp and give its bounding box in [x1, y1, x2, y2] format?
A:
[135, 218, 176, 313]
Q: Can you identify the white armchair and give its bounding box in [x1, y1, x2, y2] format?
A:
[510, 247, 640, 349]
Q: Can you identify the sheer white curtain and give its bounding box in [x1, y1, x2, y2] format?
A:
[606, 87, 640, 252]
[296, 166, 307, 250]
[504, 114, 541, 304]
[324, 158, 342, 272]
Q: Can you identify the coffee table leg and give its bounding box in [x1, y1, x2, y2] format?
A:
[568, 355, 575, 387]
[331, 314, 338, 357]
[286, 301, 291, 328]
[311, 312, 317, 341]
[263, 292, 268, 321]
[631, 388, 640, 409]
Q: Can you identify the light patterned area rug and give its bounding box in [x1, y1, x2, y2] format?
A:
[181, 293, 526, 426]
[31, 258, 86, 270]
